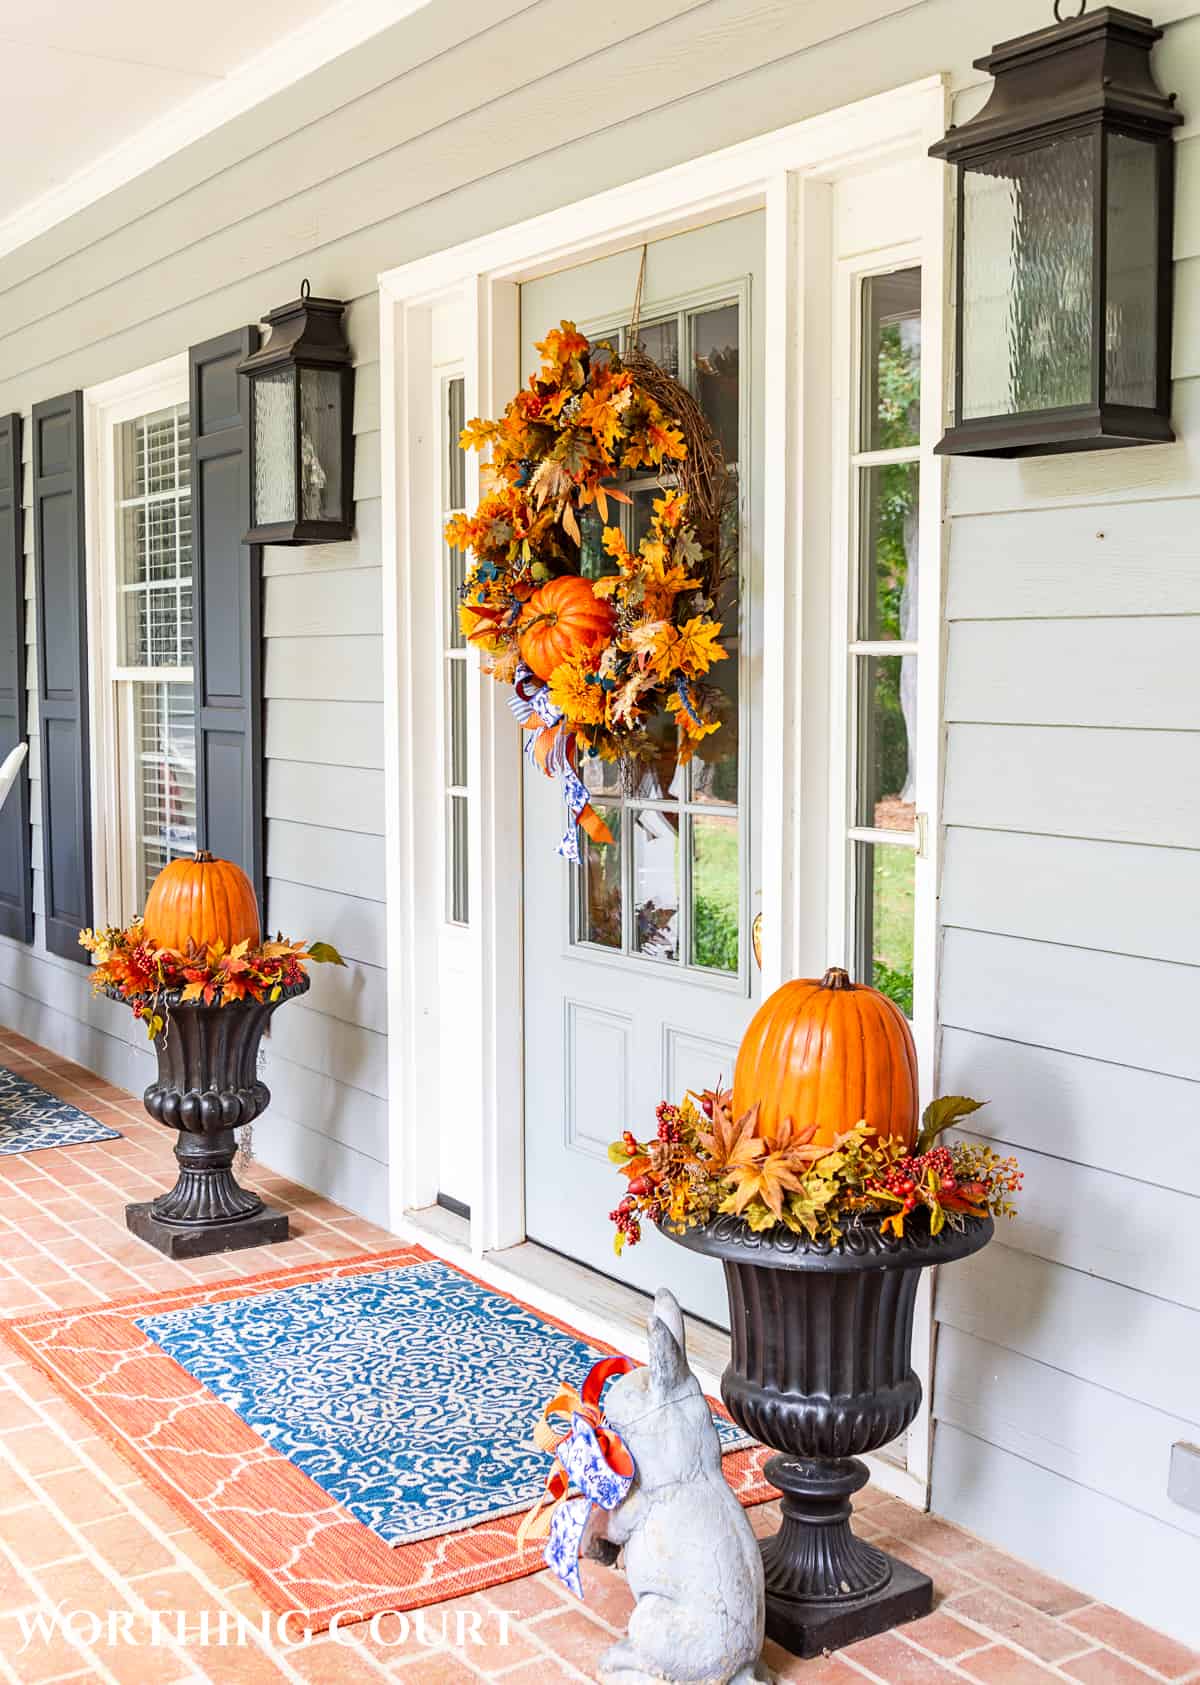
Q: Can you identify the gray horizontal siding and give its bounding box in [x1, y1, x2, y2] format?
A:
[936, 1327, 1200, 1542]
[931, 1426, 1200, 1645]
[932, 33, 1200, 1639]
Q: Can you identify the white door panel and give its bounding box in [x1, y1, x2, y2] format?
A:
[521, 212, 765, 1326]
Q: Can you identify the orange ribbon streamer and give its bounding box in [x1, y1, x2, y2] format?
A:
[521, 719, 615, 847]
[516, 1355, 635, 1549]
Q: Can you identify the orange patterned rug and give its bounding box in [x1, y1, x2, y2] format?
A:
[1, 1244, 773, 1630]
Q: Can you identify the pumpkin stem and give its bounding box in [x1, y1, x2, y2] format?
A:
[820, 966, 855, 991]
[193, 851, 215, 863]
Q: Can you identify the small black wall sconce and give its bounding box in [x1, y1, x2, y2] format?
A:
[240, 281, 355, 543]
[930, 5, 1182, 459]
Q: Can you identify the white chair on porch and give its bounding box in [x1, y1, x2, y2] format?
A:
[0, 742, 26, 812]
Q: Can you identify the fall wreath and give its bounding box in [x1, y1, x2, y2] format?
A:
[446, 320, 733, 858]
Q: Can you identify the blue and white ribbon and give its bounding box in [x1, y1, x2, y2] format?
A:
[507, 662, 596, 862]
[543, 1414, 635, 1598]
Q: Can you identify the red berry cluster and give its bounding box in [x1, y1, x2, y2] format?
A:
[655, 1102, 683, 1144]
[870, 1145, 958, 1214]
[609, 1197, 642, 1247]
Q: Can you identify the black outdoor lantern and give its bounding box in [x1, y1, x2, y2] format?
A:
[931, 5, 1182, 458]
[240, 281, 355, 543]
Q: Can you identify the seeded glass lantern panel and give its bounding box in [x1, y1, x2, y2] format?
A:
[240, 289, 355, 544]
[931, 7, 1181, 459]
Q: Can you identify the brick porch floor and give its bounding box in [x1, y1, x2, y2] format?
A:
[0, 1028, 1196, 1685]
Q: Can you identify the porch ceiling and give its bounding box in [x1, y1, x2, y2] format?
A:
[0, 0, 433, 260]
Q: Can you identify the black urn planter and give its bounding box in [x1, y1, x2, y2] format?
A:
[668, 1211, 992, 1657]
[113, 978, 310, 1259]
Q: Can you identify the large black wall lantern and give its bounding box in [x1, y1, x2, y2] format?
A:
[240, 282, 355, 543]
[931, 5, 1182, 458]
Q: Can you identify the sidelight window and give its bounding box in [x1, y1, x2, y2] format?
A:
[844, 269, 922, 1018]
[442, 374, 470, 925]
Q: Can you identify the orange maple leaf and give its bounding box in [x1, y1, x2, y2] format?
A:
[697, 1101, 764, 1175]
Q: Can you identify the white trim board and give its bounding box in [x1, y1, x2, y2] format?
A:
[378, 74, 949, 1508]
[0, 0, 435, 264]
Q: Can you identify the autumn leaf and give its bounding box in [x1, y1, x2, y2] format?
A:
[459, 417, 498, 453]
[180, 980, 205, 1003]
[720, 1152, 808, 1221]
[529, 459, 573, 512]
[697, 1101, 764, 1174]
[917, 1094, 988, 1155]
[760, 1113, 826, 1162]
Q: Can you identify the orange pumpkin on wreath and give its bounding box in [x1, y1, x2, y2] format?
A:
[518, 576, 615, 682]
[143, 851, 261, 954]
[733, 966, 918, 1150]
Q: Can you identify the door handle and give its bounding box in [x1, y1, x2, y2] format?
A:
[752, 912, 763, 971]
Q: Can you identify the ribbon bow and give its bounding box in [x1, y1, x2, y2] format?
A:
[517, 1354, 636, 1597]
[508, 664, 615, 861]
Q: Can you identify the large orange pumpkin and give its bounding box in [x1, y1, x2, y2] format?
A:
[143, 852, 261, 954]
[518, 575, 615, 682]
[732, 967, 918, 1149]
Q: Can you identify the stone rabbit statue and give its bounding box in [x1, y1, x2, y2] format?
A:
[584, 1287, 770, 1685]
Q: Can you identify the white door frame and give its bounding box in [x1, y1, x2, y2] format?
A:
[378, 74, 950, 1503]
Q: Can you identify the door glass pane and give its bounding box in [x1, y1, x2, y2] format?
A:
[854, 654, 916, 832]
[854, 841, 915, 1019]
[446, 377, 466, 509]
[859, 463, 919, 641]
[632, 809, 679, 960]
[690, 647, 738, 807]
[625, 314, 678, 377]
[579, 504, 612, 580]
[692, 303, 740, 464]
[446, 544, 466, 649]
[447, 658, 467, 787]
[582, 754, 621, 798]
[447, 794, 469, 924]
[861, 270, 922, 451]
[567, 289, 745, 974]
[631, 486, 658, 549]
[691, 813, 739, 973]
[579, 806, 622, 948]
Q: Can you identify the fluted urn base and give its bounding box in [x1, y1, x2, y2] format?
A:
[113, 980, 309, 1258]
[667, 1211, 993, 1657]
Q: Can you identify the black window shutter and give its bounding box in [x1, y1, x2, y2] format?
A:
[189, 329, 265, 922]
[32, 392, 92, 961]
[0, 414, 32, 944]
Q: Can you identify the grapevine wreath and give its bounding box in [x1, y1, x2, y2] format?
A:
[446, 319, 734, 858]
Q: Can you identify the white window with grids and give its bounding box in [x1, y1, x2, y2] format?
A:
[837, 266, 924, 1021]
[88, 363, 196, 924]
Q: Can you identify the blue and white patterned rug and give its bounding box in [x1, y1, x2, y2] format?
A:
[136, 1258, 749, 1545]
[0, 1066, 122, 1156]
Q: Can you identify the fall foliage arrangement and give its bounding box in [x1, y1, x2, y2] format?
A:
[608, 966, 1022, 1251]
[446, 321, 732, 858]
[79, 852, 343, 1040]
[608, 1090, 1022, 1254]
